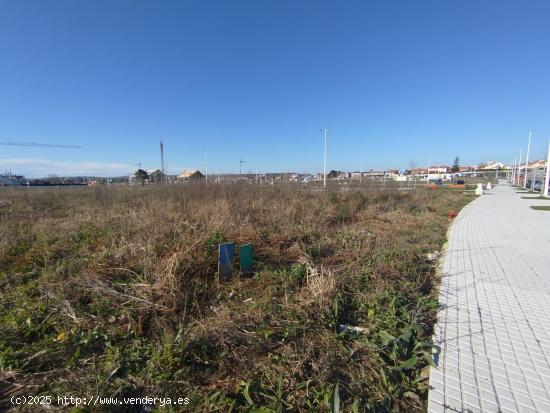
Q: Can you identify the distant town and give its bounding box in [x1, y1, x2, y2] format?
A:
[1, 159, 547, 187]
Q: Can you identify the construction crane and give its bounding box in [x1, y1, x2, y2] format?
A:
[0, 140, 81, 149]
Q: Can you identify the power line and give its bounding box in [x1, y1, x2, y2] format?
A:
[0, 141, 81, 149]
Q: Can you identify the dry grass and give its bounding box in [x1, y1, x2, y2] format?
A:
[0, 184, 472, 412]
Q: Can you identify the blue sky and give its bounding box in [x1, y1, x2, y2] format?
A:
[1, 0, 550, 177]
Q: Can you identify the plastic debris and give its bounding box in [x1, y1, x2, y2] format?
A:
[339, 325, 368, 334]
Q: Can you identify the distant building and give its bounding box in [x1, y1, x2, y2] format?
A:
[177, 169, 204, 181]
[429, 165, 449, 173]
[410, 168, 428, 175]
[478, 161, 504, 170]
[146, 168, 165, 183]
[365, 170, 385, 177]
[0, 173, 25, 187]
[519, 160, 547, 170]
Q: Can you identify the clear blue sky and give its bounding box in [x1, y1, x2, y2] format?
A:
[1, 0, 550, 177]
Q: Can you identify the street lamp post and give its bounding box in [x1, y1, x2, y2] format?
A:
[517, 148, 522, 186]
[523, 129, 533, 188]
[512, 155, 518, 185]
[204, 150, 208, 183]
[321, 129, 329, 188]
[544, 140, 550, 197]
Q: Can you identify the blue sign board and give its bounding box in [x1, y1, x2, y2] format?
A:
[218, 242, 234, 279]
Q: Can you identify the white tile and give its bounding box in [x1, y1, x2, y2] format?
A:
[428, 183, 550, 410]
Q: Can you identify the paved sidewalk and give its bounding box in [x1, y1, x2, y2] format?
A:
[428, 182, 550, 413]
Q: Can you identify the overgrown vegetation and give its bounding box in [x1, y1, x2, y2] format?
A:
[0, 184, 471, 412]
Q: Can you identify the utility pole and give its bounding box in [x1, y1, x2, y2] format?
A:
[544, 140, 550, 197]
[427, 157, 431, 181]
[320, 129, 329, 188]
[160, 140, 165, 174]
[360, 160, 363, 184]
[523, 129, 533, 188]
[239, 159, 245, 179]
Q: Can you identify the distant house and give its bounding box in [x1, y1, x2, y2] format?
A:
[177, 169, 204, 181]
[529, 160, 547, 169]
[478, 161, 504, 170]
[366, 170, 385, 177]
[429, 165, 449, 173]
[147, 169, 165, 183]
[409, 168, 428, 175]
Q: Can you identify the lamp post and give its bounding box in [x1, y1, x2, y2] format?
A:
[321, 129, 329, 188]
[517, 148, 522, 186]
[523, 129, 533, 188]
[544, 141, 550, 197]
[204, 150, 208, 183]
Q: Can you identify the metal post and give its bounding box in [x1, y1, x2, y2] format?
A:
[204, 151, 208, 183]
[321, 129, 328, 188]
[160, 140, 165, 175]
[239, 159, 245, 179]
[524, 129, 532, 188]
[544, 141, 550, 197]
[516, 148, 523, 186]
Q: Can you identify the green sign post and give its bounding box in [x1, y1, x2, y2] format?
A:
[239, 243, 253, 274]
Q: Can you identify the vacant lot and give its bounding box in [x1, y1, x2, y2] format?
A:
[0, 184, 472, 412]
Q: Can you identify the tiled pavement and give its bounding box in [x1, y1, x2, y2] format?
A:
[428, 181, 550, 413]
